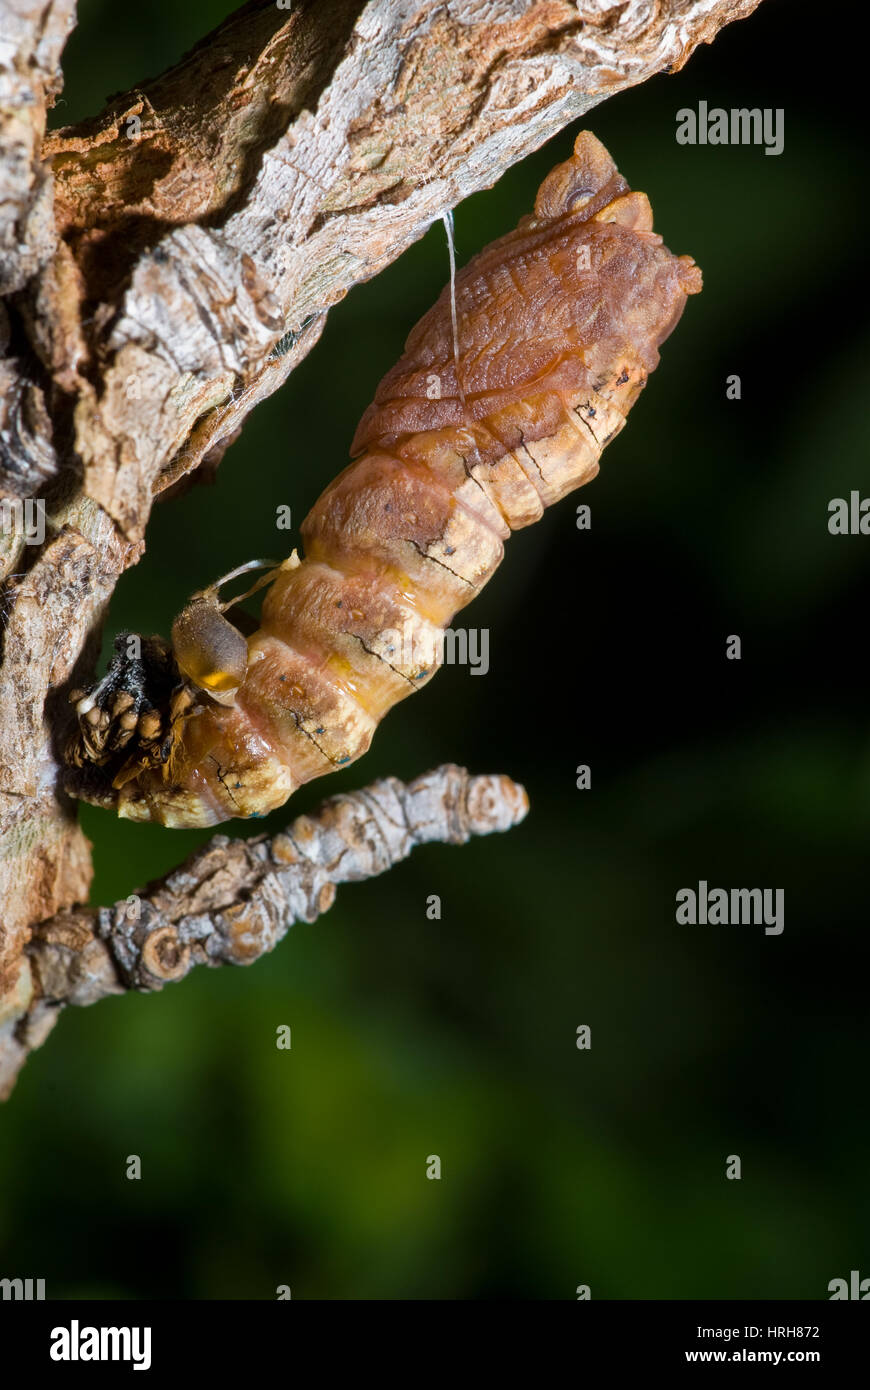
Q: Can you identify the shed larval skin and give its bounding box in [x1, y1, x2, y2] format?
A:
[99, 131, 702, 826]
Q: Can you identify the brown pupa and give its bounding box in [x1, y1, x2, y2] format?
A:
[68, 131, 702, 827]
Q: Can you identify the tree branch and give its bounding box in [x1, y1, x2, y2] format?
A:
[0, 0, 75, 294]
[0, 764, 528, 1096]
[0, 0, 765, 1096]
[6, 0, 764, 511]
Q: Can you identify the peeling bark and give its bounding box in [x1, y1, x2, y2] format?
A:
[0, 0, 75, 294]
[0, 0, 765, 1098]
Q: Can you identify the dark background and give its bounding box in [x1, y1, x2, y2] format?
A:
[2, 0, 868, 1299]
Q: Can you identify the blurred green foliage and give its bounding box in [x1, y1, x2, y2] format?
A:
[2, 0, 867, 1299]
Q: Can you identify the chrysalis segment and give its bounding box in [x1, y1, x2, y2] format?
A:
[70, 131, 701, 826]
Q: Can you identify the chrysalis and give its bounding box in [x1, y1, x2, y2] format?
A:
[67, 131, 701, 827]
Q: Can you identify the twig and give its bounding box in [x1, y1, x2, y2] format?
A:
[0, 765, 527, 1096]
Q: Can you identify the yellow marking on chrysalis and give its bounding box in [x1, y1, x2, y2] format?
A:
[197, 666, 241, 693]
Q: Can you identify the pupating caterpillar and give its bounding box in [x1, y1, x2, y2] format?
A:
[67, 131, 701, 828]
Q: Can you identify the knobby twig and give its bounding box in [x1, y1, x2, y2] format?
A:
[0, 765, 527, 1096]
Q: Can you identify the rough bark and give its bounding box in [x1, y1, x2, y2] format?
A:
[0, 0, 76, 293]
[0, 0, 765, 1096]
[3, 765, 528, 1096]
